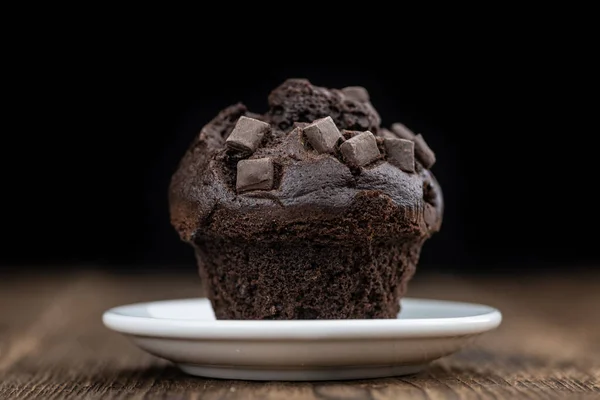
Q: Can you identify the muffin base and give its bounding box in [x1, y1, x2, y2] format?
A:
[194, 239, 423, 319]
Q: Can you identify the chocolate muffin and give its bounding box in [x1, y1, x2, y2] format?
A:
[169, 79, 443, 319]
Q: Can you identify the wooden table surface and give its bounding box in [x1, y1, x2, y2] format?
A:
[0, 270, 598, 399]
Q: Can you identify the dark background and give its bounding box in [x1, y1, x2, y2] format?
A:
[3, 55, 596, 274]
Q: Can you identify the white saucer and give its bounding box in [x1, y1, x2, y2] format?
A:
[103, 298, 501, 381]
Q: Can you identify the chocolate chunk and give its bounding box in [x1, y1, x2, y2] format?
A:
[283, 127, 307, 160]
[340, 131, 380, 167]
[226, 116, 270, 153]
[384, 138, 415, 173]
[413, 134, 436, 168]
[390, 123, 416, 140]
[341, 86, 370, 102]
[390, 124, 436, 169]
[236, 158, 274, 193]
[303, 116, 343, 153]
[379, 128, 398, 140]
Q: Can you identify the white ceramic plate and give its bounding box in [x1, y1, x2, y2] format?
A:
[103, 298, 501, 381]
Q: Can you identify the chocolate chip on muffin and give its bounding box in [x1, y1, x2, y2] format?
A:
[303, 116, 343, 153]
[384, 138, 415, 173]
[226, 116, 270, 153]
[339, 131, 380, 167]
[236, 158, 275, 193]
[413, 134, 436, 168]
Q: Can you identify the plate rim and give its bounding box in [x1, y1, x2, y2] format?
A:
[102, 297, 502, 340]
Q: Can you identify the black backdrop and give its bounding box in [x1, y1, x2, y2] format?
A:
[3, 58, 596, 273]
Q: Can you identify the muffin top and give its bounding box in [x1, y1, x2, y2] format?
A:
[170, 79, 443, 244]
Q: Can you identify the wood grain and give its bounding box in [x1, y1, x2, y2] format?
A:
[0, 270, 598, 399]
